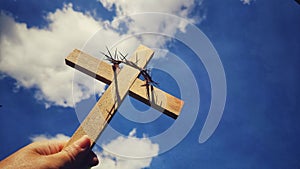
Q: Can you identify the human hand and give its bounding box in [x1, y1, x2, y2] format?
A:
[0, 135, 99, 169]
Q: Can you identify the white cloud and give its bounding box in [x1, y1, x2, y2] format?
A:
[30, 129, 159, 169]
[30, 133, 70, 142]
[240, 0, 253, 5]
[100, 0, 198, 34]
[101, 128, 159, 159]
[96, 129, 159, 169]
[0, 1, 201, 108]
[100, 0, 195, 15]
[0, 4, 108, 108]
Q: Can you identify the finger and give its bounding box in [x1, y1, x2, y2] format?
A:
[49, 135, 91, 168]
[67, 149, 99, 169]
[31, 140, 66, 155]
[87, 150, 99, 167]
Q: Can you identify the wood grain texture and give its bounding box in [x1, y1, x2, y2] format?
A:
[65, 49, 184, 119]
[65, 45, 154, 147]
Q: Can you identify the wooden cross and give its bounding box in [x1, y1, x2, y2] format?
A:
[64, 45, 184, 147]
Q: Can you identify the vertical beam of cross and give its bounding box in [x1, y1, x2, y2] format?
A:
[65, 45, 154, 147]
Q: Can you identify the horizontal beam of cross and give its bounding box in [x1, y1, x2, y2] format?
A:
[65, 49, 184, 119]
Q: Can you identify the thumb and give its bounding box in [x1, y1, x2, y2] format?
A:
[51, 135, 91, 168]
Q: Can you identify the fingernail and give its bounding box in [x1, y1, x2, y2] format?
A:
[93, 156, 99, 165]
[75, 135, 91, 149]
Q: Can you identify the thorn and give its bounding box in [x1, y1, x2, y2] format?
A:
[118, 51, 128, 61]
[114, 48, 118, 60]
[106, 46, 113, 58]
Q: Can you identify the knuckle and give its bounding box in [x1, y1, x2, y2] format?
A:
[63, 145, 80, 163]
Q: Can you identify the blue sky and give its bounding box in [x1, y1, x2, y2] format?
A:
[1, 0, 300, 169]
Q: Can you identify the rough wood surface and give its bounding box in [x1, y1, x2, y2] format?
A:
[65, 49, 184, 119]
[65, 45, 154, 147]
